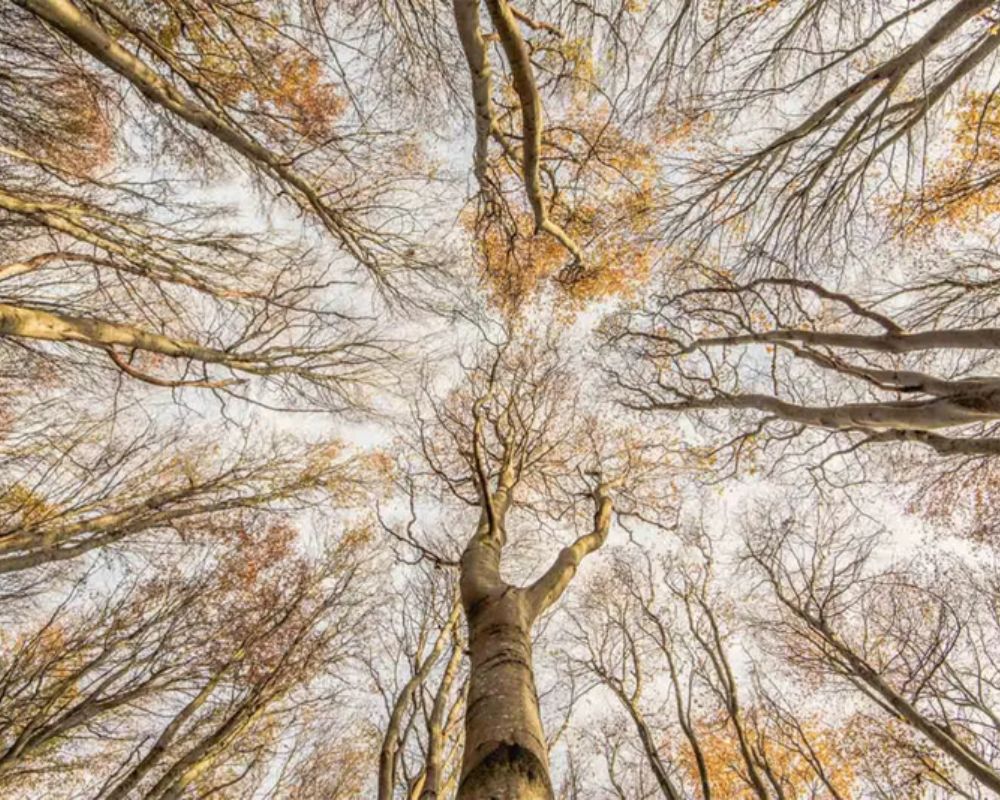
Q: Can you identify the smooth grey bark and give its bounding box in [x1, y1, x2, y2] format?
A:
[456, 476, 614, 799]
[459, 585, 552, 800]
[419, 634, 465, 800]
[650, 392, 1000, 432]
[379, 600, 461, 800]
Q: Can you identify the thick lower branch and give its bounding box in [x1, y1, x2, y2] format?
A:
[673, 326, 1000, 355]
[453, 0, 494, 184]
[526, 484, 613, 617]
[662, 392, 1000, 432]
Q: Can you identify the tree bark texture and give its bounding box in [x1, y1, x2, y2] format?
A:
[458, 586, 552, 800]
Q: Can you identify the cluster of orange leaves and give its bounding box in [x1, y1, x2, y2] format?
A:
[153, 5, 345, 144]
[890, 91, 1000, 234]
[673, 710, 858, 798]
[910, 457, 1000, 544]
[652, 110, 713, 152]
[208, 517, 324, 682]
[264, 54, 347, 141]
[38, 75, 114, 175]
[219, 517, 298, 589]
[539, 36, 596, 94]
[0, 483, 59, 528]
[470, 109, 660, 316]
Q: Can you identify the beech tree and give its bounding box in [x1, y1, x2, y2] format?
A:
[564, 538, 959, 799]
[658, 0, 1000, 262]
[742, 503, 1000, 797]
[0, 0, 404, 593]
[371, 333, 678, 799]
[0, 515, 375, 799]
[0, 419, 377, 578]
[0, 2, 412, 401]
[6, 0, 445, 290]
[602, 255, 1000, 501]
[0, 127, 392, 406]
[371, 568, 466, 800]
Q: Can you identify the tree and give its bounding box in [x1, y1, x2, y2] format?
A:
[370, 567, 466, 800]
[603, 262, 1000, 500]
[0, 0, 403, 592]
[7, 0, 1000, 797]
[743, 502, 1000, 796]
[562, 537, 928, 800]
[659, 0, 1000, 263]
[0, 0, 406, 599]
[0, 132, 392, 407]
[375, 331, 676, 799]
[7, 0, 445, 291]
[0, 515, 375, 799]
[0, 1, 415, 402]
[0, 420, 377, 577]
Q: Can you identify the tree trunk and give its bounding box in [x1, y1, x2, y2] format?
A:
[457, 587, 553, 800]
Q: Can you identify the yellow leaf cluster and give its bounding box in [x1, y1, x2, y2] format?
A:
[676, 711, 858, 798]
[889, 91, 1000, 234]
[471, 112, 660, 316]
[266, 54, 347, 142]
[45, 76, 114, 174]
[150, 7, 346, 144]
[0, 483, 58, 526]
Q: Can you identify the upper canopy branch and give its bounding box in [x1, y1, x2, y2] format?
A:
[648, 326, 1000, 356]
[14, 0, 423, 292]
[666, 277, 903, 334]
[673, 0, 1000, 259]
[0, 302, 383, 402]
[608, 266, 1000, 462]
[453, 0, 583, 266]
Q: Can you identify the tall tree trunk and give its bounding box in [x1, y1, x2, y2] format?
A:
[379, 599, 461, 800]
[458, 587, 552, 800]
[454, 384, 614, 798]
[419, 630, 464, 800]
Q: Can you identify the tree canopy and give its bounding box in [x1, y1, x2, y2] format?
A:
[3, 0, 1000, 798]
